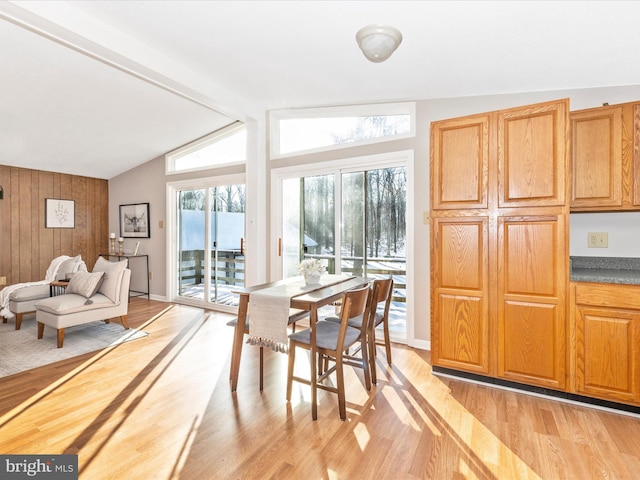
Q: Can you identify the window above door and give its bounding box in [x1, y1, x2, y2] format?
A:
[166, 122, 246, 175]
[270, 102, 415, 158]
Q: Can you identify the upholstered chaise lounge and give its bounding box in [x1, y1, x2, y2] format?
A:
[35, 257, 130, 348]
[0, 255, 87, 330]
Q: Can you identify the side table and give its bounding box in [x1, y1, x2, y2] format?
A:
[99, 254, 149, 299]
[50, 280, 69, 297]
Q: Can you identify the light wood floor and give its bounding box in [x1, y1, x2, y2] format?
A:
[2, 299, 640, 479]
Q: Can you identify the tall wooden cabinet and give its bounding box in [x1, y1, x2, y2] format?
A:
[431, 99, 570, 390]
[431, 113, 491, 375]
[571, 101, 640, 211]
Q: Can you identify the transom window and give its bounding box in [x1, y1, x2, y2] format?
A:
[270, 102, 415, 158]
[166, 122, 246, 174]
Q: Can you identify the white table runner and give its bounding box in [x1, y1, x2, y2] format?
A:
[247, 275, 350, 353]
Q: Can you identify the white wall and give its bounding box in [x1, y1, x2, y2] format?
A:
[109, 157, 167, 300]
[570, 212, 640, 257]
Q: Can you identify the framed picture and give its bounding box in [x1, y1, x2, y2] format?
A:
[119, 202, 150, 238]
[45, 198, 75, 228]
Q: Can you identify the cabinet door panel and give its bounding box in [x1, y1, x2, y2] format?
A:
[502, 219, 558, 296]
[501, 302, 559, 383]
[498, 215, 567, 389]
[498, 100, 568, 207]
[571, 106, 622, 207]
[431, 217, 489, 373]
[431, 115, 489, 210]
[575, 307, 639, 403]
[436, 294, 488, 373]
[438, 221, 484, 290]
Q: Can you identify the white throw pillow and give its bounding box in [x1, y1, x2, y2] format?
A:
[66, 271, 105, 303]
[93, 256, 128, 303]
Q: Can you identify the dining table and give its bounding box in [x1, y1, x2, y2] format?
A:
[230, 274, 370, 419]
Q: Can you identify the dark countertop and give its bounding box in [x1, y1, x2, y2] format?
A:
[571, 256, 640, 285]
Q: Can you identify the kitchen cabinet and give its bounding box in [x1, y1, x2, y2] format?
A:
[430, 113, 489, 211]
[431, 99, 570, 389]
[430, 113, 491, 374]
[431, 215, 490, 374]
[571, 282, 640, 404]
[497, 213, 568, 390]
[571, 101, 640, 211]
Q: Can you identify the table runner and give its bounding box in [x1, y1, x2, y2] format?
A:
[247, 275, 351, 353]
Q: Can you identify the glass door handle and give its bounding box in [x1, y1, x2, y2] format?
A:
[278, 238, 282, 257]
[240, 238, 244, 255]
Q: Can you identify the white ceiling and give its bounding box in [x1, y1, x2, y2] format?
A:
[2, 0, 640, 179]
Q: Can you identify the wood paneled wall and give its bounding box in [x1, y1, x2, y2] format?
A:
[0, 165, 108, 286]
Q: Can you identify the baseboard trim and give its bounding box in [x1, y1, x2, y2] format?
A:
[410, 339, 430, 351]
[432, 366, 640, 418]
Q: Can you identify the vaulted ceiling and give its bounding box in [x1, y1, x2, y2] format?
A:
[1, 1, 639, 179]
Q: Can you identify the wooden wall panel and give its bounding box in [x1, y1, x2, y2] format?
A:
[39, 171, 55, 275]
[0, 165, 108, 288]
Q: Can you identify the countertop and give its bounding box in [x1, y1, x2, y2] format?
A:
[571, 256, 640, 285]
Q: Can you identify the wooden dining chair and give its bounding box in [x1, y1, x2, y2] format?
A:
[323, 277, 393, 385]
[367, 277, 394, 384]
[286, 284, 371, 420]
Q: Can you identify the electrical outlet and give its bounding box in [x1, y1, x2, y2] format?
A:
[159, 220, 164, 229]
[0, 276, 6, 286]
[148, 271, 153, 280]
[588, 232, 608, 248]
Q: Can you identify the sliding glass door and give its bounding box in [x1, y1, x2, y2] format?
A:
[210, 185, 245, 305]
[280, 165, 407, 339]
[176, 183, 245, 307]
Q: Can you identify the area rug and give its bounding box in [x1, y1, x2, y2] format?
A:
[0, 318, 148, 377]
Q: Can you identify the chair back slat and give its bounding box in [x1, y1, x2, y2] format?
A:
[372, 277, 393, 325]
[374, 277, 393, 305]
[336, 284, 370, 353]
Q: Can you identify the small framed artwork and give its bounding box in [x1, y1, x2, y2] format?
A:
[119, 202, 150, 238]
[45, 198, 75, 228]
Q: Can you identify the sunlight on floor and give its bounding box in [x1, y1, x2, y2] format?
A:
[0, 326, 150, 429]
[353, 422, 371, 451]
[283, 345, 544, 478]
[0, 307, 231, 480]
[398, 351, 543, 480]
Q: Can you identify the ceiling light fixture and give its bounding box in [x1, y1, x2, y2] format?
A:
[356, 24, 403, 63]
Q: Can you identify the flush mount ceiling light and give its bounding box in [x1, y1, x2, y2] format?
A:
[356, 24, 403, 63]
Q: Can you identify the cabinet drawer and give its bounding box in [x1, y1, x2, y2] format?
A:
[574, 282, 640, 310]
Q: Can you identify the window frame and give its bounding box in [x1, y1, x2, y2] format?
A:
[269, 102, 416, 159]
[165, 122, 246, 175]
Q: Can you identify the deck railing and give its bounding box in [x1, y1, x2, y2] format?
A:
[179, 250, 406, 306]
[302, 253, 406, 304]
[179, 249, 245, 289]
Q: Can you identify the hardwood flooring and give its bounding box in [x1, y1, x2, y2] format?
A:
[2, 298, 640, 479]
